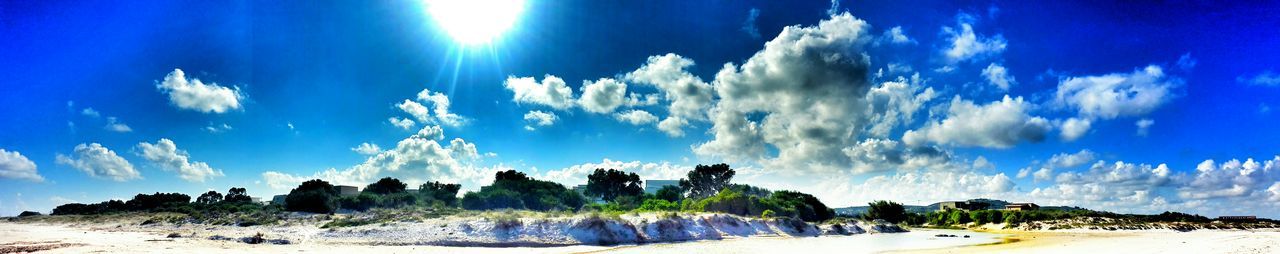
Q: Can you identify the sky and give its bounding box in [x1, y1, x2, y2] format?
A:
[2, 0, 1280, 217]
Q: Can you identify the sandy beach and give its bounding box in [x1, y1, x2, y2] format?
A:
[897, 229, 1280, 254]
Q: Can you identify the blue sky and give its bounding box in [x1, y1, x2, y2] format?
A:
[2, 0, 1279, 217]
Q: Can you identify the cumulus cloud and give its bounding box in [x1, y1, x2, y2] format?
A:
[535, 159, 688, 187]
[578, 78, 628, 114]
[504, 75, 576, 110]
[981, 63, 1016, 90]
[1058, 117, 1091, 141]
[81, 108, 100, 118]
[842, 138, 950, 174]
[135, 139, 224, 182]
[696, 13, 875, 170]
[625, 53, 715, 136]
[1237, 70, 1280, 87]
[879, 26, 915, 45]
[614, 109, 658, 125]
[940, 19, 1006, 64]
[903, 96, 1050, 148]
[104, 117, 132, 133]
[56, 143, 140, 181]
[1048, 149, 1097, 169]
[156, 68, 243, 114]
[1054, 65, 1181, 119]
[388, 117, 416, 130]
[261, 125, 491, 192]
[394, 89, 465, 127]
[522, 110, 557, 130]
[656, 117, 689, 137]
[865, 74, 937, 138]
[351, 142, 382, 156]
[1135, 118, 1154, 136]
[0, 149, 43, 182]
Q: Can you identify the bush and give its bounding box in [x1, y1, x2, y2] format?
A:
[18, 211, 41, 217]
[364, 177, 407, 195]
[419, 181, 461, 206]
[770, 190, 834, 222]
[637, 199, 679, 211]
[460, 170, 584, 211]
[865, 200, 906, 223]
[654, 185, 683, 202]
[688, 189, 791, 218]
[224, 187, 252, 203]
[285, 179, 339, 214]
[761, 209, 776, 219]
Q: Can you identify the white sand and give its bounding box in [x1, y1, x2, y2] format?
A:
[898, 229, 1280, 254]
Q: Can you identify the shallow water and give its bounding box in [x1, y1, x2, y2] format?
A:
[594, 229, 1004, 253]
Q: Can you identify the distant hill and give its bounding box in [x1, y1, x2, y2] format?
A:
[834, 198, 1087, 216]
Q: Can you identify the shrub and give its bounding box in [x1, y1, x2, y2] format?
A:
[637, 199, 679, 211]
[761, 209, 776, 219]
[419, 181, 461, 206]
[865, 200, 906, 223]
[460, 170, 584, 211]
[285, 179, 340, 214]
[224, 187, 252, 203]
[771, 190, 834, 222]
[18, 211, 41, 217]
[363, 177, 407, 195]
[654, 185, 683, 202]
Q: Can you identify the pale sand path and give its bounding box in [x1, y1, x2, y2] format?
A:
[895, 229, 1280, 254]
[0, 223, 608, 254]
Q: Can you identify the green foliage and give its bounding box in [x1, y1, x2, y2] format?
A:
[461, 171, 584, 211]
[285, 179, 340, 214]
[724, 184, 772, 197]
[18, 211, 42, 217]
[865, 200, 906, 223]
[585, 168, 644, 202]
[224, 187, 252, 203]
[196, 191, 223, 204]
[687, 189, 792, 219]
[637, 199, 679, 211]
[654, 185, 683, 202]
[125, 192, 191, 211]
[364, 177, 407, 195]
[419, 181, 462, 206]
[770, 190, 834, 222]
[761, 209, 776, 219]
[679, 163, 735, 199]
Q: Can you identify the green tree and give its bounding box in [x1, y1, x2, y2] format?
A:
[224, 187, 252, 203]
[865, 200, 907, 223]
[285, 179, 340, 214]
[585, 168, 644, 202]
[363, 177, 407, 195]
[419, 181, 462, 205]
[460, 170, 584, 211]
[679, 163, 735, 199]
[196, 191, 223, 204]
[771, 190, 834, 222]
[654, 185, 683, 202]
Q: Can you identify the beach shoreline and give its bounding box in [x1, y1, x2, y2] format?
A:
[895, 228, 1280, 254]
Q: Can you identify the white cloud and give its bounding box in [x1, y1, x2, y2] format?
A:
[416, 89, 466, 127]
[1032, 167, 1054, 182]
[981, 63, 1016, 90]
[0, 149, 43, 182]
[504, 75, 576, 110]
[1054, 65, 1181, 119]
[578, 78, 628, 114]
[879, 26, 915, 45]
[104, 117, 132, 133]
[535, 159, 688, 187]
[135, 139, 224, 182]
[625, 53, 714, 134]
[1237, 70, 1280, 87]
[1135, 118, 1155, 136]
[1048, 149, 1097, 169]
[1059, 117, 1091, 141]
[865, 74, 937, 137]
[351, 142, 382, 156]
[156, 68, 243, 114]
[204, 123, 233, 133]
[741, 8, 761, 39]
[56, 143, 140, 182]
[656, 117, 689, 137]
[522, 110, 557, 130]
[696, 13, 875, 170]
[842, 138, 950, 174]
[940, 20, 1006, 63]
[1176, 53, 1197, 70]
[80, 108, 100, 118]
[396, 100, 432, 123]
[903, 96, 1050, 148]
[614, 109, 658, 125]
[261, 125, 492, 192]
[388, 117, 416, 130]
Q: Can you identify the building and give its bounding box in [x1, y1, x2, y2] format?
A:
[938, 201, 985, 211]
[572, 184, 606, 204]
[1217, 216, 1257, 221]
[1004, 203, 1040, 211]
[336, 185, 360, 197]
[644, 180, 680, 194]
[271, 195, 287, 206]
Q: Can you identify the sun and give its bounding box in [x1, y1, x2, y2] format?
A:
[426, 0, 526, 45]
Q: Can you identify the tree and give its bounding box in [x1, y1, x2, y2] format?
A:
[679, 163, 735, 199]
[460, 170, 584, 211]
[224, 187, 252, 203]
[585, 168, 644, 202]
[285, 179, 340, 214]
[654, 185, 683, 202]
[725, 184, 771, 197]
[420, 181, 462, 205]
[865, 200, 907, 223]
[771, 190, 834, 222]
[196, 191, 224, 204]
[364, 177, 407, 195]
